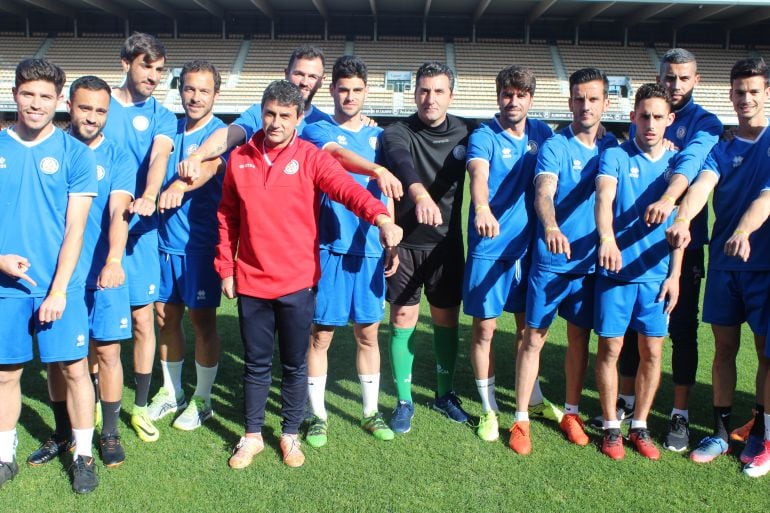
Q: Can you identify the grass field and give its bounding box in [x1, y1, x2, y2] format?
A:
[7, 200, 770, 513]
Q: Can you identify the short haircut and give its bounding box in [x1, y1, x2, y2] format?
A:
[496, 65, 536, 96]
[415, 61, 455, 91]
[730, 58, 769, 86]
[121, 32, 166, 64]
[659, 48, 697, 76]
[261, 79, 304, 116]
[569, 67, 608, 96]
[69, 75, 111, 101]
[331, 55, 367, 85]
[15, 59, 66, 95]
[287, 45, 325, 70]
[179, 60, 221, 93]
[634, 82, 672, 110]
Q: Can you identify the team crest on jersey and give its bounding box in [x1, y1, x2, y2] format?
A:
[96, 165, 106, 181]
[336, 135, 348, 146]
[39, 157, 59, 175]
[526, 141, 539, 155]
[572, 159, 582, 170]
[629, 166, 640, 179]
[132, 115, 150, 132]
[369, 136, 378, 150]
[186, 144, 199, 156]
[0, 157, 6, 169]
[676, 126, 687, 140]
[452, 144, 466, 160]
[732, 155, 743, 168]
[284, 159, 299, 175]
[502, 148, 512, 159]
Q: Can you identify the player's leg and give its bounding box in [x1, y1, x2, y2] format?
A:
[26, 364, 72, 466]
[628, 334, 664, 460]
[150, 301, 187, 420]
[355, 321, 394, 441]
[741, 333, 770, 464]
[306, 324, 334, 447]
[743, 340, 770, 477]
[561, 322, 591, 446]
[93, 341, 124, 466]
[0, 364, 23, 487]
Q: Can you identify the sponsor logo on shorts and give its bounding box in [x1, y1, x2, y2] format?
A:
[186, 144, 199, 156]
[732, 155, 743, 168]
[452, 144, 466, 160]
[676, 126, 686, 140]
[284, 159, 299, 175]
[0, 157, 6, 169]
[96, 165, 106, 181]
[197, 289, 206, 301]
[148, 284, 156, 296]
[132, 115, 150, 132]
[336, 134, 347, 146]
[39, 157, 60, 175]
[120, 317, 129, 329]
[76, 334, 86, 347]
[629, 166, 640, 179]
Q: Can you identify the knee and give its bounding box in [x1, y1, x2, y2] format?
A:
[0, 366, 22, 388]
[132, 309, 156, 339]
[714, 340, 739, 362]
[96, 345, 122, 371]
[310, 331, 333, 353]
[599, 340, 623, 361]
[522, 329, 547, 353]
[59, 358, 90, 382]
[473, 319, 497, 346]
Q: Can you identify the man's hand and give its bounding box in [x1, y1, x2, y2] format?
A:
[644, 197, 677, 226]
[662, 138, 680, 152]
[658, 275, 680, 314]
[39, 292, 66, 323]
[374, 168, 403, 200]
[0, 254, 37, 286]
[158, 181, 189, 213]
[221, 276, 236, 299]
[360, 114, 377, 127]
[97, 259, 125, 289]
[666, 221, 691, 249]
[545, 227, 571, 260]
[414, 194, 442, 226]
[377, 218, 403, 248]
[384, 247, 400, 277]
[474, 206, 499, 239]
[178, 153, 203, 181]
[598, 237, 622, 273]
[130, 196, 157, 217]
[724, 230, 752, 262]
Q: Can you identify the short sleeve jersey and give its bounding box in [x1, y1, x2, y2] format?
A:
[83, 136, 135, 288]
[533, 125, 618, 273]
[0, 127, 97, 297]
[233, 103, 333, 142]
[629, 99, 722, 248]
[701, 124, 770, 271]
[466, 116, 553, 261]
[102, 93, 177, 234]
[597, 140, 678, 283]
[302, 120, 386, 257]
[380, 114, 473, 249]
[159, 115, 227, 256]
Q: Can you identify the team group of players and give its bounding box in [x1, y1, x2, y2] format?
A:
[1, 31, 770, 494]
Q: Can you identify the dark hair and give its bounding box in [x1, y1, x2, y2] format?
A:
[261, 80, 304, 116]
[415, 61, 455, 91]
[331, 55, 367, 85]
[730, 58, 769, 86]
[15, 59, 66, 94]
[288, 45, 325, 70]
[69, 75, 111, 101]
[495, 65, 536, 96]
[179, 60, 221, 93]
[121, 32, 166, 64]
[659, 48, 697, 76]
[569, 67, 608, 96]
[634, 82, 672, 110]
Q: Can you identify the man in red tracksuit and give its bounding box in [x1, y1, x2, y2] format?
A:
[215, 80, 402, 469]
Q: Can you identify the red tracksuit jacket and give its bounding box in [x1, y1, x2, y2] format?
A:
[215, 129, 389, 299]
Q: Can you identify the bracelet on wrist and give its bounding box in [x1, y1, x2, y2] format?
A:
[545, 226, 560, 233]
[475, 205, 490, 213]
[50, 289, 66, 298]
[414, 193, 430, 203]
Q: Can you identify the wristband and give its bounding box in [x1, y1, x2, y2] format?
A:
[376, 217, 393, 227]
[50, 289, 66, 298]
[475, 205, 490, 213]
[106, 257, 121, 265]
[599, 235, 614, 244]
[673, 216, 689, 224]
[545, 226, 560, 233]
[733, 229, 749, 238]
[372, 166, 387, 177]
[415, 193, 430, 203]
[174, 182, 188, 191]
[661, 194, 676, 204]
[188, 153, 203, 161]
[142, 195, 156, 202]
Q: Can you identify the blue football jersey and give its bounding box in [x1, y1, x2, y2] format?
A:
[0, 127, 97, 297]
[702, 124, 770, 271]
[234, 103, 333, 142]
[102, 94, 177, 234]
[466, 116, 553, 261]
[302, 120, 386, 257]
[597, 140, 678, 283]
[83, 136, 135, 288]
[159, 115, 227, 256]
[533, 125, 618, 273]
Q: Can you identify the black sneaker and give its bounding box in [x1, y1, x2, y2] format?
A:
[0, 459, 19, 488]
[588, 398, 635, 429]
[69, 455, 98, 494]
[27, 434, 74, 466]
[99, 434, 126, 468]
[663, 414, 690, 452]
